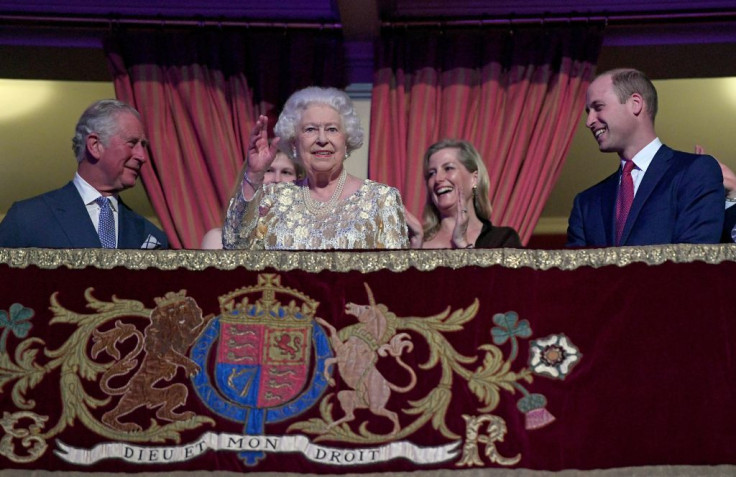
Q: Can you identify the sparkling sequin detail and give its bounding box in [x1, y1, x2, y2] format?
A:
[223, 180, 409, 250]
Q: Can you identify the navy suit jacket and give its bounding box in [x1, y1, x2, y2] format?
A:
[567, 145, 724, 247]
[723, 205, 736, 243]
[0, 182, 168, 249]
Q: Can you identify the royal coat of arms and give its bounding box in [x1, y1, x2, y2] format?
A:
[0, 273, 581, 470]
[191, 274, 331, 463]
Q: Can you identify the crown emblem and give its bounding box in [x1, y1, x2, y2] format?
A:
[218, 274, 318, 323]
[153, 289, 189, 307]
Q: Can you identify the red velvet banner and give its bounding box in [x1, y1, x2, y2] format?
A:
[0, 247, 734, 474]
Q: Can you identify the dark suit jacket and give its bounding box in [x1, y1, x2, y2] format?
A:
[566, 145, 724, 247]
[0, 182, 168, 249]
[724, 205, 736, 243]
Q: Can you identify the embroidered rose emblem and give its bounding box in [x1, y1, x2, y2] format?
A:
[529, 333, 581, 380]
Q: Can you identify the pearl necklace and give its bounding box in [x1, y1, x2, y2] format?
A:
[302, 168, 347, 215]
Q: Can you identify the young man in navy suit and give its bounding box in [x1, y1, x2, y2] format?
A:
[566, 69, 724, 247]
[0, 100, 168, 249]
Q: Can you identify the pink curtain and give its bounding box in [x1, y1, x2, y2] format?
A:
[370, 26, 602, 243]
[105, 29, 346, 248]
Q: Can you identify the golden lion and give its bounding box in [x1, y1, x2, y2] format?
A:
[96, 291, 212, 432]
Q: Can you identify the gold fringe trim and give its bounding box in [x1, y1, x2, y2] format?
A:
[1, 244, 735, 272]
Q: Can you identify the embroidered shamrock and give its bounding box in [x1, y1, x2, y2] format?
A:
[0, 303, 34, 354]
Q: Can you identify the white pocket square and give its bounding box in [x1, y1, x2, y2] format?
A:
[141, 234, 162, 249]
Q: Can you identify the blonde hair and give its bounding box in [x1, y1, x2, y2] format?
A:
[421, 139, 493, 240]
[273, 150, 305, 180]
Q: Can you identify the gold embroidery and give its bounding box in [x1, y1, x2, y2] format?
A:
[288, 282, 535, 448]
[0, 287, 215, 462]
[0, 411, 48, 463]
[458, 414, 521, 467]
[315, 284, 417, 435]
[96, 291, 213, 432]
[2, 244, 736, 272]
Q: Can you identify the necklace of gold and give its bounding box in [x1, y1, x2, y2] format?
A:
[302, 168, 347, 215]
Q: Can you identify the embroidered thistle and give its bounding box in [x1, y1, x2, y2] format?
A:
[517, 393, 556, 430]
[478, 310, 555, 433]
[529, 334, 581, 380]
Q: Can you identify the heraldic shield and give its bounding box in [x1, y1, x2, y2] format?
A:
[191, 274, 331, 464]
[215, 310, 312, 408]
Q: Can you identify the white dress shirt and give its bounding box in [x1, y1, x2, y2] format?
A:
[72, 173, 119, 241]
[620, 137, 663, 196]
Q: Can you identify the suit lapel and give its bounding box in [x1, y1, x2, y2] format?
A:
[620, 145, 673, 245]
[600, 173, 619, 245]
[117, 199, 144, 249]
[46, 182, 101, 248]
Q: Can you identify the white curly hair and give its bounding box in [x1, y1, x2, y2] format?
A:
[274, 86, 364, 155]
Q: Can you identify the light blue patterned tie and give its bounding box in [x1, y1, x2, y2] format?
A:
[95, 196, 116, 249]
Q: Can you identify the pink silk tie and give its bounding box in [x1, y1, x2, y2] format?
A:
[615, 160, 635, 245]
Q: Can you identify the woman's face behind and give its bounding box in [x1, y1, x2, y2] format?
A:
[264, 152, 298, 184]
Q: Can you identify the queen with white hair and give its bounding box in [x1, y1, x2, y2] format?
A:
[223, 86, 409, 249]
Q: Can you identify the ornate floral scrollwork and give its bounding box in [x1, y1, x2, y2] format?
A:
[290, 286, 538, 449]
[0, 290, 216, 464]
[0, 411, 48, 463]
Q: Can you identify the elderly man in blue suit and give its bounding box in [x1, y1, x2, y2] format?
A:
[566, 68, 724, 247]
[0, 99, 168, 249]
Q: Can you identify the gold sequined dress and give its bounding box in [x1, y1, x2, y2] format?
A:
[223, 179, 409, 249]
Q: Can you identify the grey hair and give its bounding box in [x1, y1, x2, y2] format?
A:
[274, 86, 364, 154]
[71, 99, 142, 163]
